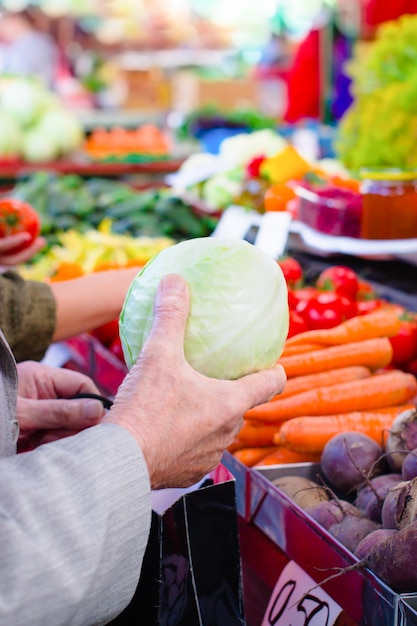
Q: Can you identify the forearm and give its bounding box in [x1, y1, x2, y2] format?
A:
[0, 423, 151, 626]
[0, 272, 56, 362]
[50, 268, 139, 342]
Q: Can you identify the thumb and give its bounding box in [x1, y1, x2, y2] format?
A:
[148, 273, 190, 357]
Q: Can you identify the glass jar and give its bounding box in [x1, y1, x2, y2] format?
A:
[360, 168, 417, 240]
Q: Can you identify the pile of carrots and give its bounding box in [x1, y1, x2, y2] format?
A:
[229, 307, 417, 467]
[84, 125, 171, 160]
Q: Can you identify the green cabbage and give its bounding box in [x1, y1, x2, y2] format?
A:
[0, 111, 23, 158]
[120, 237, 289, 380]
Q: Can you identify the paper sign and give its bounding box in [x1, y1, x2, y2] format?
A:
[261, 561, 342, 626]
[212, 205, 291, 259]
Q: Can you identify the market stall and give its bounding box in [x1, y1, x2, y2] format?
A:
[3, 1, 417, 625]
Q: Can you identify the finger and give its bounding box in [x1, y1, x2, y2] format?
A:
[148, 273, 190, 358]
[17, 397, 105, 431]
[0, 236, 47, 266]
[0, 232, 31, 251]
[233, 364, 287, 411]
[49, 369, 102, 400]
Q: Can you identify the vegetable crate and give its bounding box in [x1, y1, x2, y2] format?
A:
[222, 452, 417, 626]
[62, 334, 127, 398]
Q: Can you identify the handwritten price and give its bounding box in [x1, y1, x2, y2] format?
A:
[262, 561, 342, 626]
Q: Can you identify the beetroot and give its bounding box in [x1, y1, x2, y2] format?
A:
[321, 431, 385, 493]
[304, 499, 357, 531]
[362, 521, 417, 592]
[394, 476, 417, 530]
[355, 473, 402, 523]
[354, 528, 398, 559]
[328, 514, 381, 553]
[381, 481, 408, 529]
[402, 449, 417, 480]
[385, 408, 417, 472]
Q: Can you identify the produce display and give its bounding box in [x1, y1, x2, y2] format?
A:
[336, 14, 417, 171]
[19, 223, 173, 281]
[120, 237, 289, 379]
[176, 106, 278, 142]
[269, 417, 417, 593]
[84, 125, 172, 162]
[229, 260, 417, 468]
[0, 77, 84, 163]
[9, 172, 217, 250]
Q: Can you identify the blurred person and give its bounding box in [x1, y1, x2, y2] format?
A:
[284, 2, 361, 124]
[0, 273, 287, 625]
[0, 7, 59, 88]
[284, 0, 417, 125]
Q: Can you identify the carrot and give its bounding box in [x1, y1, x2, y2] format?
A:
[276, 404, 415, 454]
[284, 307, 401, 347]
[233, 446, 277, 467]
[278, 337, 393, 378]
[227, 437, 246, 453]
[237, 420, 284, 446]
[245, 370, 417, 423]
[280, 343, 324, 358]
[272, 366, 371, 401]
[253, 446, 321, 466]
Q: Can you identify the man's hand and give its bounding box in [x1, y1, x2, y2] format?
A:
[105, 274, 287, 489]
[17, 362, 106, 451]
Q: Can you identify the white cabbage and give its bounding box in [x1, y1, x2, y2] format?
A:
[120, 237, 289, 380]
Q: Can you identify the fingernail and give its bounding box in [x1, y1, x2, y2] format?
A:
[83, 400, 104, 421]
[158, 273, 187, 293]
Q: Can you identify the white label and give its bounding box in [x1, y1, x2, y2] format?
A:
[261, 561, 342, 626]
[212, 205, 291, 259]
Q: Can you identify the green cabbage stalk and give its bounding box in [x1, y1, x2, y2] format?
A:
[120, 237, 289, 380]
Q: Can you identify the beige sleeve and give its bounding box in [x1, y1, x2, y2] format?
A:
[0, 271, 56, 362]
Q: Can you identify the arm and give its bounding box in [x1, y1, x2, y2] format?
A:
[0, 274, 286, 624]
[49, 267, 140, 343]
[0, 424, 151, 626]
[0, 267, 139, 362]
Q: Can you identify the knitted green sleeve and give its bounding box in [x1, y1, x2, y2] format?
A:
[0, 271, 56, 362]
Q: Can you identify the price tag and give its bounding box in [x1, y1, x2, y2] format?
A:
[212, 205, 292, 259]
[261, 561, 342, 626]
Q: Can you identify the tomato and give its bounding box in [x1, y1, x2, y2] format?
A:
[287, 310, 308, 338]
[91, 319, 119, 347]
[264, 183, 296, 212]
[278, 256, 303, 288]
[245, 155, 266, 178]
[406, 357, 417, 377]
[0, 198, 41, 253]
[297, 292, 356, 330]
[356, 299, 384, 315]
[290, 286, 320, 312]
[389, 312, 417, 366]
[316, 265, 360, 301]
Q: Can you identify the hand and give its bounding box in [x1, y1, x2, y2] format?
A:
[0, 234, 46, 266]
[105, 274, 287, 489]
[16, 362, 106, 451]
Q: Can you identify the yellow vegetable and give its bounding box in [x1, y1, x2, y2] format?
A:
[260, 145, 312, 183]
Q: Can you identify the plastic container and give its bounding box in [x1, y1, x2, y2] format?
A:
[296, 184, 363, 238]
[360, 169, 417, 240]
